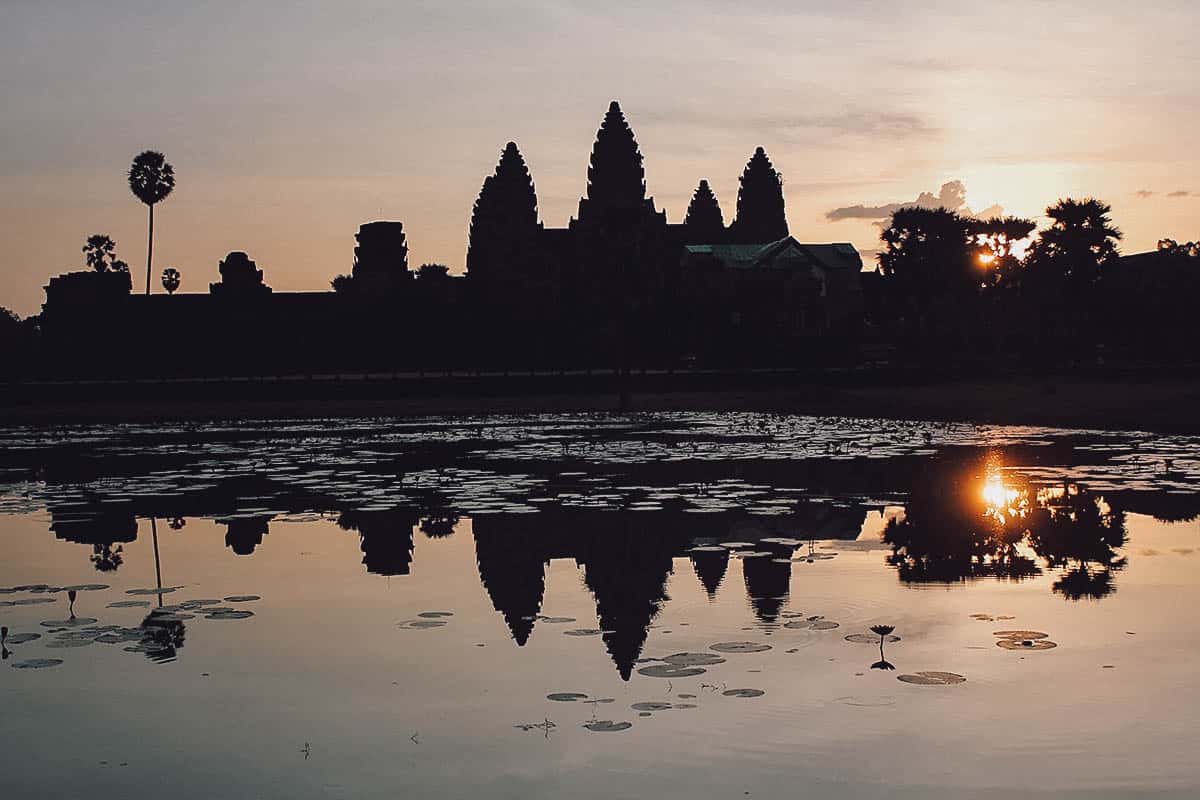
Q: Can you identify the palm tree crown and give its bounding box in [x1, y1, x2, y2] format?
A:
[128, 151, 175, 206]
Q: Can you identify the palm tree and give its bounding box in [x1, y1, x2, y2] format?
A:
[128, 151, 176, 295]
[161, 267, 181, 294]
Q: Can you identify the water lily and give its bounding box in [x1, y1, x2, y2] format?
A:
[870, 624, 895, 637]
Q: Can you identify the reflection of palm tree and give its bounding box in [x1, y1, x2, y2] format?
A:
[150, 517, 164, 608]
[90, 543, 124, 571]
[1028, 484, 1126, 566]
[1027, 483, 1127, 601]
[128, 151, 176, 295]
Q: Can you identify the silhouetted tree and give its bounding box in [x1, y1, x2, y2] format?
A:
[82, 234, 127, 273]
[971, 216, 1037, 290]
[878, 207, 977, 339]
[1025, 198, 1121, 294]
[683, 179, 725, 241]
[416, 263, 450, 281]
[128, 151, 176, 295]
[330, 273, 353, 293]
[583, 101, 646, 218]
[1157, 238, 1200, 257]
[161, 267, 180, 294]
[731, 147, 788, 243]
[467, 142, 540, 283]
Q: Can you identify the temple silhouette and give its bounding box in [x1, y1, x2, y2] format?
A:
[34, 101, 864, 376]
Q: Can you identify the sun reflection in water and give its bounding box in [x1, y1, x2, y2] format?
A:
[981, 470, 1028, 524]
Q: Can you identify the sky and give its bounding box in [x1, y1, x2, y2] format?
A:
[1, 0, 1197, 315]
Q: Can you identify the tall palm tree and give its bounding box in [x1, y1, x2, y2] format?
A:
[128, 151, 176, 295]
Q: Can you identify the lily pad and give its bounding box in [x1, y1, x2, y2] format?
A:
[546, 692, 588, 702]
[107, 600, 151, 609]
[631, 702, 673, 711]
[810, 621, 840, 631]
[996, 638, 1057, 651]
[5, 598, 57, 606]
[993, 630, 1048, 640]
[45, 638, 95, 648]
[224, 595, 261, 603]
[40, 618, 98, 628]
[149, 612, 196, 622]
[62, 584, 109, 592]
[662, 652, 726, 667]
[722, 688, 765, 698]
[709, 641, 771, 654]
[537, 616, 576, 624]
[718, 542, 753, 549]
[178, 599, 223, 609]
[10, 658, 64, 670]
[844, 634, 902, 644]
[583, 720, 632, 732]
[563, 628, 603, 637]
[126, 588, 178, 596]
[205, 609, 254, 620]
[4, 632, 41, 645]
[897, 671, 966, 685]
[398, 619, 445, 629]
[637, 664, 707, 678]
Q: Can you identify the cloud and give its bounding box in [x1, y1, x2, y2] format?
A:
[1134, 189, 1192, 199]
[826, 180, 979, 221]
[642, 108, 935, 142]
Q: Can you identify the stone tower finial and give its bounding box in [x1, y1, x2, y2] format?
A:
[684, 179, 725, 241]
[731, 146, 788, 243]
[583, 101, 646, 218]
[467, 141, 539, 280]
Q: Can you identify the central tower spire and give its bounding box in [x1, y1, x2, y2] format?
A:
[582, 101, 646, 219]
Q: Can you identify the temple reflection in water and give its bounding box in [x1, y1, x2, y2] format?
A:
[31, 449, 1150, 679]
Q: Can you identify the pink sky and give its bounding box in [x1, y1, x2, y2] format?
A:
[2, 0, 1197, 315]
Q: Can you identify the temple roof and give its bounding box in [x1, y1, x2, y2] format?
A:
[684, 236, 861, 272]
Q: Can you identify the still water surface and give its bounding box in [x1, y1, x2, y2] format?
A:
[1, 413, 1198, 798]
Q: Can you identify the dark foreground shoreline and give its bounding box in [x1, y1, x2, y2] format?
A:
[2, 367, 1197, 433]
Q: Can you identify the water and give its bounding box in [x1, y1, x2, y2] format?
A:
[1, 413, 1198, 798]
